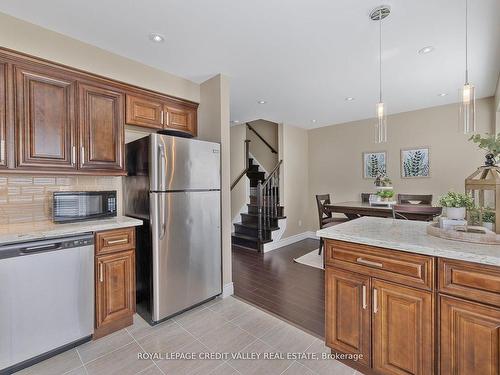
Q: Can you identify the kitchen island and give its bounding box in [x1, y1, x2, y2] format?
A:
[317, 217, 500, 375]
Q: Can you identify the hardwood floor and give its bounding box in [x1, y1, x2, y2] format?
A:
[232, 238, 325, 338]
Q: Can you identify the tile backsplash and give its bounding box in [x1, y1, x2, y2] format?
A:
[0, 175, 122, 224]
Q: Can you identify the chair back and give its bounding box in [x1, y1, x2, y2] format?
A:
[392, 204, 442, 221]
[316, 194, 332, 229]
[397, 194, 433, 205]
[361, 193, 371, 203]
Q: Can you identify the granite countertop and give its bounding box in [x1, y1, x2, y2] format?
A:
[317, 216, 500, 267]
[0, 216, 143, 246]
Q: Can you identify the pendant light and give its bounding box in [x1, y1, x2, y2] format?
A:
[459, 0, 476, 134]
[370, 6, 390, 143]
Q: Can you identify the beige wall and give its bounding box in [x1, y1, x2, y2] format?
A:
[247, 119, 279, 172]
[281, 124, 312, 237]
[307, 97, 496, 230]
[0, 12, 199, 102]
[495, 75, 500, 133]
[198, 74, 232, 289]
[230, 124, 247, 220]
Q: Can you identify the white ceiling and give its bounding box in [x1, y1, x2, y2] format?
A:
[1, 0, 499, 129]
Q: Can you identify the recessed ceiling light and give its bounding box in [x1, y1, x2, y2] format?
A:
[231, 120, 240, 123]
[418, 46, 434, 54]
[257, 100, 267, 104]
[345, 97, 355, 101]
[311, 120, 317, 123]
[438, 93, 448, 97]
[149, 33, 165, 43]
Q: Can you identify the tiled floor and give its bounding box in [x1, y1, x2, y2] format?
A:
[15, 297, 362, 375]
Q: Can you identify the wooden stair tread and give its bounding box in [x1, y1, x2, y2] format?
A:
[241, 212, 287, 220]
[234, 222, 280, 231]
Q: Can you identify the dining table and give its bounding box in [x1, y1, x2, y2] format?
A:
[324, 201, 439, 221]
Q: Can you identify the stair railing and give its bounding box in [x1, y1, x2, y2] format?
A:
[246, 123, 278, 154]
[231, 139, 251, 190]
[256, 160, 283, 242]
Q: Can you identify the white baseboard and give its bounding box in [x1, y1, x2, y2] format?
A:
[263, 230, 319, 252]
[221, 282, 234, 298]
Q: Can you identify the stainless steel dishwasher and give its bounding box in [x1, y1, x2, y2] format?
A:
[0, 234, 94, 374]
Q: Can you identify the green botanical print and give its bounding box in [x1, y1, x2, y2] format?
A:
[365, 153, 386, 178]
[403, 150, 429, 177]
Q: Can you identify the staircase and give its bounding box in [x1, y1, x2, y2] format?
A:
[232, 157, 285, 252]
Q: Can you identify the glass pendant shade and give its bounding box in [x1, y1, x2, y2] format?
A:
[375, 102, 387, 143]
[459, 83, 476, 134]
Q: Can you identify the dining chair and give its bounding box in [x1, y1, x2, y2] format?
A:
[397, 194, 433, 205]
[392, 204, 442, 221]
[316, 194, 348, 256]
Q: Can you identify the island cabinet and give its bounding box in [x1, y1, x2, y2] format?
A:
[126, 93, 198, 137]
[94, 227, 136, 339]
[325, 239, 500, 375]
[438, 259, 500, 375]
[325, 239, 435, 375]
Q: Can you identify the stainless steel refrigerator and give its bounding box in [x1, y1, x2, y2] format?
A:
[124, 134, 221, 324]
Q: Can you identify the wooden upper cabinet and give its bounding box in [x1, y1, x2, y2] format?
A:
[372, 279, 434, 375]
[325, 267, 371, 367]
[164, 102, 197, 136]
[0, 62, 7, 168]
[125, 94, 163, 129]
[14, 65, 76, 169]
[78, 83, 124, 171]
[440, 295, 500, 375]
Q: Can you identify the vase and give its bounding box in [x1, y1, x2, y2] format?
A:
[446, 207, 466, 220]
[483, 222, 494, 231]
[485, 153, 496, 167]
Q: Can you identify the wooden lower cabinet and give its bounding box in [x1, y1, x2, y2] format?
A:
[440, 295, 500, 375]
[325, 267, 371, 367]
[372, 279, 434, 375]
[94, 229, 136, 339]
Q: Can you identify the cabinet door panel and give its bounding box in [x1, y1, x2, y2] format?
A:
[15, 66, 76, 169]
[95, 250, 135, 328]
[325, 267, 371, 367]
[373, 279, 434, 375]
[164, 103, 197, 136]
[126, 94, 163, 129]
[0, 62, 6, 168]
[440, 295, 500, 375]
[79, 83, 124, 171]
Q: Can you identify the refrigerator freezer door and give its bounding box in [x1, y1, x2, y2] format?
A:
[150, 191, 221, 321]
[150, 134, 220, 191]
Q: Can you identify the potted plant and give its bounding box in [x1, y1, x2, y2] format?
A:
[469, 133, 500, 166]
[438, 192, 474, 220]
[377, 190, 395, 202]
[482, 208, 496, 231]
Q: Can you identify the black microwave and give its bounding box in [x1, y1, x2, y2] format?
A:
[52, 191, 117, 223]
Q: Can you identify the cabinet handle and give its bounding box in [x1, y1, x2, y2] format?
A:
[356, 257, 383, 268]
[99, 263, 103, 282]
[161, 110, 164, 125]
[0, 140, 4, 163]
[71, 146, 76, 165]
[80, 146, 85, 164]
[373, 288, 378, 314]
[362, 285, 367, 310]
[165, 111, 169, 126]
[107, 238, 128, 245]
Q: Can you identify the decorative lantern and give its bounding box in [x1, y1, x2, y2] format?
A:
[465, 166, 500, 233]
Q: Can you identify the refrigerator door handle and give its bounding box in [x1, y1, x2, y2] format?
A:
[159, 193, 166, 240]
[158, 141, 167, 191]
